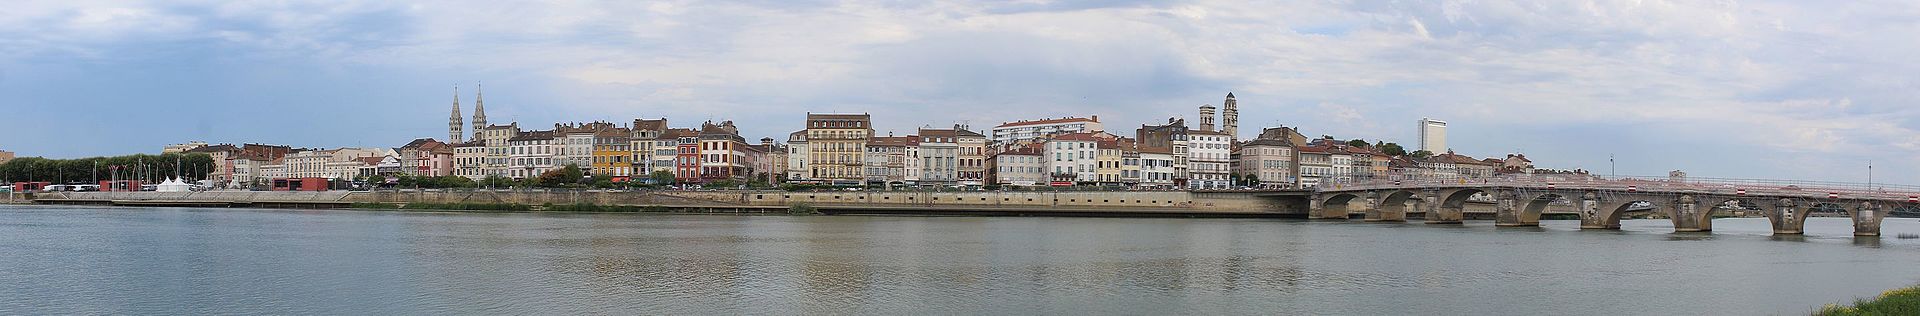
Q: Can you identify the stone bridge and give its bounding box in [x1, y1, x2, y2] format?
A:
[1310, 175, 1920, 236]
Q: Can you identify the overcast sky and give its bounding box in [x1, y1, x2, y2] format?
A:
[2, 1, 1916, 183]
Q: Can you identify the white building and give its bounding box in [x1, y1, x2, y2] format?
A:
[918, 128, 962, 185]
[1138, 150, 1177, 188]
[1328, 147, 1353, 183]
[1234, 137, 1296, 188]
[903, 141, 921, 183]
[562, 131, 595, 168]
[989, 147, 1045, 186]
[1187, 130, 1232, 189]
[1419, 118, 1447, 153]
[990, 116, 1103, 143]
[785, 130, 809, 181]
[631, 118, 668, 179]
[1045, 133, 1101, 183]
[453, 141, 486, 180]
[1296, 146, 1333, 188]
[508, 131, 559, 179]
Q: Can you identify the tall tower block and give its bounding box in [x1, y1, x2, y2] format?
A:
[1419, 118, 1448, 153]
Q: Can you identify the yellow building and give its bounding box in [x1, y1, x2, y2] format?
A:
[805, 113, 872, 184]
[591, 129, 632, 179]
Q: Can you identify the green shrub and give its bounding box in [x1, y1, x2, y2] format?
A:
[1818, 285, 1920, 315]
[787, 203, 817, 215]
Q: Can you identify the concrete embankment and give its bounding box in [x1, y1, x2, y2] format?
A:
[32, 190, 1312, 218]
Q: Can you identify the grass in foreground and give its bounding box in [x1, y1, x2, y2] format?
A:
[1817, 285, 1920, 315]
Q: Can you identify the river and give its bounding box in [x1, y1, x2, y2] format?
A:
[1, 205, 1917, 315]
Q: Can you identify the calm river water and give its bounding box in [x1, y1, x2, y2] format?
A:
[1, 206, 1917, 315]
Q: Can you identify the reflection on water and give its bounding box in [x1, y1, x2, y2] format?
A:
[0, 206, 1917, 315]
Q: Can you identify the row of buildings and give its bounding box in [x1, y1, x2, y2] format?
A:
[173, 88, 1541, 189]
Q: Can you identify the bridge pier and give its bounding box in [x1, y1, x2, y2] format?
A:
[1767, 198, 1805, 235]
[1423, 191, 1462, 224]
[1669, 195, 1711, 232]
[1364, 205, 1405, 222]
[1493, 192, 1536, 227]
[1853, 201, 1885, 236]
[1577, 192, 1615, 229]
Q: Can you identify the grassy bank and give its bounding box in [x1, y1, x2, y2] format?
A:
[1818, 285, 1920, 315]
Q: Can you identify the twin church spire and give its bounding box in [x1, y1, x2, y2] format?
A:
[448, 84, 489, 143]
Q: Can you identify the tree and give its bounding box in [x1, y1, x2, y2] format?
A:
[367, 174, 388, 187]
[0, 152, 215, 184]
[1245, 173, 1261, 186]
[749, 172, 772, 188]
[588, 175, 616, 189]
[419, 176, 475, 188]
[537, 165, 586, 188]
[703, 179, 739, 189]
[1379, 143, 1408, 156]
[1347, 139, 1370, 148]
[1409, 150, 1434, 159]
[481, 175, 515, 188]
[649, 170, 675, 185]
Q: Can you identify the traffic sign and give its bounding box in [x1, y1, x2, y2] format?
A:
[1547, 183, 1556, 189]
[1828, 192, 1839, 199]
[1736, 189, 1746, 196]
[1908, 196, 1916, 203]
[1627, 185, 1637, 192]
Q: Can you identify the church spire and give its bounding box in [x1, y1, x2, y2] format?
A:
[471, 83, 488, 139]
[448, 85, 464, 143]
[1222, 92, 1238, 140]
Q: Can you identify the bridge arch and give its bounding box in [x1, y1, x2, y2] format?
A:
[1499, 191, 1569, 227]
[1369, 190, 1419, 222]
[1427, 188, 1488, 224]
[1596, 197, 1666, 230]
[1317, 192, 1365, 219]
[1797, 200, 1894, 236]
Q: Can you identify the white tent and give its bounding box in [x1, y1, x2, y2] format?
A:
[156, 177, 192, 192]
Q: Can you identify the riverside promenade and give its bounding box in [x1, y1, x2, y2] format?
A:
[30, 189, 1316, 218]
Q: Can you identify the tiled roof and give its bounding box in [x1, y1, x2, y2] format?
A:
[869, 136, 918, 147]
[509, 130, 556, 141]
[632, 118, 668, 131]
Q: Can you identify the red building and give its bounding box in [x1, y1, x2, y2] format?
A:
[271, 177, 330, 191]
[676, 142, 700, 184]
[11, 182, 50, 192]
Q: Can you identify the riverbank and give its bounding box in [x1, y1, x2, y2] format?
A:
[1818, 285, 1920, 315]
[33, 190, 1314, 218]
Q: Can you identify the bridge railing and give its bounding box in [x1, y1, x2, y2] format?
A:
[1322, 174, 1920, 201]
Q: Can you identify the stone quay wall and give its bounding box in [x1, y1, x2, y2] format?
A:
[38, 190, 1309, 215]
